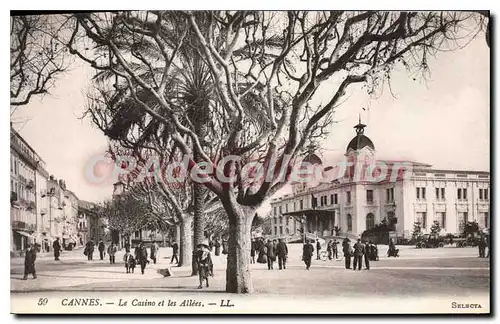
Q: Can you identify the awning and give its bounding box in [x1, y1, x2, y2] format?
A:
[16, 231, 34, 238]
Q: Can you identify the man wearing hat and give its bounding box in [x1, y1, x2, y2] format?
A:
[195, 239, 213, 289]
[276, 238, 288, 270]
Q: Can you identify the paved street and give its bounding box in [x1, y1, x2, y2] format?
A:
[11, 244, 489, 299]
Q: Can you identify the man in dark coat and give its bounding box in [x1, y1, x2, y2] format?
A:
[364, 241, 371, 270]
[22, 244, 37, 280]
[316, 239, 322, 260]
[124, 241, 131, 253]
[136, 242, 149, 274]
[266, 239, 276, 270]
[478, 236, 487, 258]
[53, 238, 61, 261]
[98, 239, 105, 260]
[342, 237, 351, 269]
[214, 238, 221, 256]
[85, 239, 95, 261]
[332, 239, 339, 259]
[150, 242, 158, 264]
[353, 238, 365, 271]
[250, 238, 256, 264]
[170, 241, 179, 264]
[303, 239, 315, 270]
[276, 238, 288, 270]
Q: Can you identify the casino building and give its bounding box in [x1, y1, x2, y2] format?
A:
[269, 121, 490, 239]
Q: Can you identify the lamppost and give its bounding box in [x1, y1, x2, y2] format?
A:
[301, 215, 306, 244]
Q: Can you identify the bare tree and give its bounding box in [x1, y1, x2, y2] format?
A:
[61, 11, 482, 293]
[10, 15, 69, 111]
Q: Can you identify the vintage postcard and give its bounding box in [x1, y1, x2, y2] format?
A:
[10, 10, 490, 314]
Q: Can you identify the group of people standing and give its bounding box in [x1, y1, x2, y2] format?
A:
[254, 238, 289, 270]
[342, 237, 378, 270]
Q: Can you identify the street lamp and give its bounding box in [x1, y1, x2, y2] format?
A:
[301, 215, 306, 244]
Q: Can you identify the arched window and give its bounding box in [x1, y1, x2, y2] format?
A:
[347, 214, 353, 232]
[366, 213, 375, 230]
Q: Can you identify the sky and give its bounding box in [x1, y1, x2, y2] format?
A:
[11, 25, 490, 205]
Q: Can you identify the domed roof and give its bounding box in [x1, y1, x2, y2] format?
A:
[346, 121, 375, 152]
[346, 134, 375, 152]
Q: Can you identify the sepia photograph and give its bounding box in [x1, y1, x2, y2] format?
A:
[9, 9, 490, 315]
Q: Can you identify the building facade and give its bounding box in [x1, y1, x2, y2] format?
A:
[78, 200, 106, 245]
[11, 126, 89, 255]
[10, 128, 40, 253]
[270, 122, 490, 239]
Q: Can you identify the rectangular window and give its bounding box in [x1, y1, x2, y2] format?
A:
[416, 187, 420, 199]
[279, 206, 282, 214]
[285, 204, 289, 213]
[463, 189, 467, 200]
[300, 200, 303, 210]
[435, 188, 439, 199]
[457, 188, 462, 200]
[436, 212, 446, 229]
[334, 194, 338, 205]
[387, 188, 390, 202]
[485, 189, 489, 200]
[441, 188, 445, 200]
[273, 207, 277, 216]
[479, 189, 483, 200]
[416, 212, 427, 228]
[330, 194, 334, 205]
[422, 188, 426, 199]
[279, 226, 283, 235]
[347, 191, 351, 204]
[274, 227, 278, 235]
[286, 217, 289, 226]
[293, 202, 296, 211]
[366, 190, 373, 203]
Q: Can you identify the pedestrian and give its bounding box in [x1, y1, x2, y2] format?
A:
[98, 239, 105, 260]
[342, 237, 351, 269]
[123, 251, 135, 273]
[327, 240, 333, 260]
[136, 242, 149, 275]
[170, 241, 179, 264]
[53, 237, 61, 261]
[209, 238, 214, 252]
[332, 239, 339, 259]
[364, 241, 371, 270]
[486, 235, 490, 258]
[353, 238, 364, 271]
[276, 238, 288, 270]
[478, 236, 487, 258]
[108, 242, 117, 264]
[124, 240, 131, 253]
[22, 243, 37, 280]
[266, 239, 276, 270]
[257, 240, 268, 264]
[195, 240, 214, 289]
[316, 239, 322, 260]
[222, 238, 228, 255]
[150, 241, 159, 264]
[214, 238, 221, 256]
[302, 239, 315, 270]
[250, 238, 256, 264]
[85, 239, 95, 261]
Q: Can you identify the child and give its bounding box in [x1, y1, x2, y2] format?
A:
[195, 240, 213, 289]
[123, 251, 135, 273]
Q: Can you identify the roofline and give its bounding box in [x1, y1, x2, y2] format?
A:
[10, 127, 45, 163]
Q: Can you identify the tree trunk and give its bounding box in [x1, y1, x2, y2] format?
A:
[191, 145, 207, 275]
[178, 217, 193, 267]
[224, 202, 256, 293]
